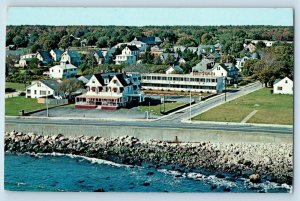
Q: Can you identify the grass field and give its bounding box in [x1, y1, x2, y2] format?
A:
[139, 102, 186, 115]
[5, 82, 26, 91]
[5, 96, 53, 116]
[192, 88, 293, 125]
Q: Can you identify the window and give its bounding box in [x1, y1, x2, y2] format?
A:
[92, 80, 95, 83]
[52, 69, 54, 72]
[285, 80, 288, 84]
[277, 86, 283, 91]
[37, 83, 41, 87]
[34, 90, 36, 94]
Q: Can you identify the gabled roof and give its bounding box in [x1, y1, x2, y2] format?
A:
[93, 73, 105, 86]
[52, 49, 63, 56]
[94, 50, 103, 57]
[37, 50, 52, 61]
[135, 36, 162, 45]
[40, 79, 59, 91]
[126, 45, 139, 51]
[66, 50, 81, 58]
[167, 65, 183, 74]
[115, 74, 129, 86]
[274, 77, 293, 85]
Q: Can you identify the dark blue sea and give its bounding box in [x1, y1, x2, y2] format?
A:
[4, 153, 292, 193]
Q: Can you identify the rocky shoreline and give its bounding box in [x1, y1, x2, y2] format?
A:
[4, 131, 293, 185]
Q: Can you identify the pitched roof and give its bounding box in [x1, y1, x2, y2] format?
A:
[93, 73, 105, 86]
[66, 50, 81, 58]
[168, 65, 183, 73]
[127, 45, 139, 51]
[115, 74, 129, 86]
[40, 79, 59, 91]
[37, 50, 52, 61]
[135, 36, 162, 45]
[52, 49, 63, 56]
[94, 50, 103, 57]
[273, 79, 281, 85]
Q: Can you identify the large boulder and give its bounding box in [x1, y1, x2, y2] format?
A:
[249, 174, 261, 183]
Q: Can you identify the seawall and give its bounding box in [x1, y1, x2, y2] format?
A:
[5, 123, 292, 144]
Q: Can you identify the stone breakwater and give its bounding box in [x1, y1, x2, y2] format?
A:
[4, 131, 293, 185]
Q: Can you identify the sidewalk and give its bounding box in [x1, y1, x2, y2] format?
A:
[181, 119, 293, 129]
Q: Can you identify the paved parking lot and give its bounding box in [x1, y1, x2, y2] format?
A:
[31, 106, 159, 120]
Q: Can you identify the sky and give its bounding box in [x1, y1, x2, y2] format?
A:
[7, 7, 293, 26]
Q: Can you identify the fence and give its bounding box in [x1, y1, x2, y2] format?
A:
[37, 98, 68, 105]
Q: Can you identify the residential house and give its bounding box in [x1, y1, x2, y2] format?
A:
[141, 73, 224, 93]
[122, 45, 140, 57]
[160, 53, 179, 64]
[128, 40, 147, 52]
[20, 53, 36, 60]
[214, 43, 222, 53]
[77, 74, 93, 84]
[192, 59, 215, 73]
[198, 45, 215, 55]
[150, 45, 164, 56]
[94, 50, 104, 64]
[61, 50, 82, 66]
[187, 47, 198, 54]
[251, 40, 274, 47]
[75, 72, 145, 110]
[36, 50, 53, 64]
[166, 65, 184, 74]
[205, 52, 221, 62]
[26, 79, 63, 99]
[133, 36, 162, 46]
[273, 77, 293, 95]
[178, 58, 186, 65]
[244, 43, 256, 53]
[49, 62, 77, 79]
[173, 45, 186, 53]
[115, 46, 139, 65]
[50, 49, 63, 62]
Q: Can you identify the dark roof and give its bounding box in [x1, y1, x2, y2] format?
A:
[126, 45, 139, 51]
[52, 49, 62, 56]
[169, 65, 183, 73]
[94, 50, 103, 57]
[93, 73, 105, 86]
[67, 50, 81, 58]
[115, 74, 129, 86]
[37, 51, 52, 61]
[135, 36, 162, 45]
[40, 79, 59, 91]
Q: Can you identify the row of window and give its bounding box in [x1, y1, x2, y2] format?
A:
[27, 89, 51, 95]
[142, 76, 216, 83]
[142, 83, 216, 90]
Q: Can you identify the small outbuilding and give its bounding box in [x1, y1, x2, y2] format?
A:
[273, 77, 293, 95]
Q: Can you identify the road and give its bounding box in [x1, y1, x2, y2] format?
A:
[158, 81, 263, 122]
[5, 116, 292, 135]
[5, 81, 292, 135]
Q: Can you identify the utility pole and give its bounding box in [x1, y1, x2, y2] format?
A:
[46, 87, 49, 117]
[189, 89, 192, 123]
[148, 99, 150, 119]
[164, 94, 165, 112]
[224, 77, 227, 102]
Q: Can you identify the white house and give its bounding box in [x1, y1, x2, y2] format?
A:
[50, 49, 63, 62]
[166, 65, 183, 74]
[115, 45, 139, 65]
[75, 72, 144, 110]
[61, 50, 82, 66]
[128, 40, 147, 52]
[26, 79, 62, 99]
[273, 77, 293, 95]
[49, 62, 77, 79]
[20, 53, 36, 60]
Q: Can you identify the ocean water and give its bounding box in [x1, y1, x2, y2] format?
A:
[4, 153, 291, 193]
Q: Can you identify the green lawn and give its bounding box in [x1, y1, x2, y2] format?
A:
[60, 104, 75, 108]
[139, 102, 186, 115]
[5, 96, 53, 116]
[5, 82, 26, 91]
[192, 88, 293, 125]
